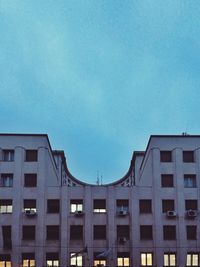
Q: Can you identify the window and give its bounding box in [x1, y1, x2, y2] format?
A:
[70, 253, 83, 266]
[183, 151, 194, 162]
[140, 225, 153, 240]
[164, 253, 176, 266]
[184, 175, 196, 188]
[46, 226, 59, 240]
[22, 253, 35, 267]
[25, 150, 38, 162]
[93, 199, 106, 213]
[161, 174, 173, 187]
[186, 225, 197, 240]
[186, 253, 199, 266]
[162, 200, 174, 213]
[46, 253, 59, 267]
[140, 252, 153, 266]
[93, 252, 106, 267]
[22, 226, 35, 240]
[117, 225, 130, 242]
[163, 225, 176, 240]
[24, 174, 37, 187]
[70, 225, 83, 240]
[0, 200, 12, 213]
[185, 200, 198, 210]
[160, 151, 172, 162]
[24, 199, 36, 212]
[0, 254, 11, 267]
[2, 150, 14, 162]
[0, 174, 13, 187]
[93, 225, 106, 240]
[117, 252, 130, 266]
[70, 199, 83, 213]
[139, 200, 152, 213]
[2, 226, 12, 249]
[116, 199, 129, 212]
[47, 200, 60, 213]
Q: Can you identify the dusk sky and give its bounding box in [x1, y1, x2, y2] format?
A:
[1, 1, 200, 184]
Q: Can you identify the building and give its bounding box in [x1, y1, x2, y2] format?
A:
[0, 133, 200, 267]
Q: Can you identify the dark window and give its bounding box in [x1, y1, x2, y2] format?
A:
[25, 150, 38, 162]
[46, 225, 59, 240]
[22, 226, 35, 240]
[2, 150, 14, 162]
[186, 225, 197, 240]
[162, 200, 175, 213]
[24, 199, 36, 211]
[2, 226, 12, 249]
[93, 199, 106, 213]
[163, 225, 176, 240]
[46, 252, 59, 267]
[160, 151, 172, 162]
[184, 174, 196, 188]
[161, 174, 173, 187]
[183, 151, 194, 162]
[117, 225, 130, 240]
[22, 253, 35, 267]
[116, 199, 129, 212]
[93, 225, 106, 240]
[24, 174, 37, 187]
[0, 174, 13, 187]
[0, 200, 12, 213]
[185, 200, 198, 210]
[70, 225, 83, 240]
[70, 199, 83, 213]
[139, 199, 152, 213]
[47, 200, 60, 213]
[140, 225, 153, 240]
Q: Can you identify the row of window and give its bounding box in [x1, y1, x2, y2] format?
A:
[1, 224, 198, 241]
[0, 198, 198, 214]
[0, 173, 197, 188]
[0, 252, 199, 267]
[0, 149, 38, 162]
[160, 150, 195, 162]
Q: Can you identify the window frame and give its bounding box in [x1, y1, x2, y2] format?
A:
[46, 225, 60, 240]
[163, 225, 176, 240]
[164, 253, 176, 266]
[186, 225, 197, 240]
[93, 199, 106, 213]
[139, 199, 152, 214]
[22, 226, 35, 240]
[161, 174, 174, 187]
[186, 253, 199, 266]
[184, 174, 196, 188]
[162, 199, 175, 213]
[2, 150, 14, 162]
[24, 174, 37, 187]
[93, 225, 106, 240]
[70, 199, 83, 213]
[70, 225, 83, 240]
[140, 225, 153, 240]
[0, 174, 13, 187]
[0, 200, 12, 214]
[140, 252, 153, 266]
[160, 151, 172, 162]
[25, 150, 38, 162]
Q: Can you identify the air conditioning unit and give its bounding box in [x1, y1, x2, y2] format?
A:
[118, 210, 127, 216]
[75, 210, 84, 216]
[166, 210, 177, 218]
[186, 210, 197, 218]
[25, 210, 36, 216]
[118, 237, 127, 244]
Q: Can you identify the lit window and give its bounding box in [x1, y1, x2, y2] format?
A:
[2, 150, 14, 162]
[70, 199, 83, 213]
[164, 253, 176, 266]
[46, 253, 59, 267]
[140, 252, 153, 266]
[70, 253, 83, 266]
[184, 175, 196, 188]
[0, 254, 11, 267]
[0, 200, 12, 213]
[22, 253, 35, 267]
[0, 174, 13, 187]
[24, 200, 36, 212]
[93, 199, 106, 213]
[93, 252, 106, 266]
[117, 252, 130, 266]
[186, 253, 199, 266]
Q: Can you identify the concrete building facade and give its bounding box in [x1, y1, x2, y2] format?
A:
[0, 134, 200, 267]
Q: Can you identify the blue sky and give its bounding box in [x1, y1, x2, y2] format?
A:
[1, 1, 200, 184]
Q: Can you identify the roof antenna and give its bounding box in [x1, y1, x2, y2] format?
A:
[96, 171, 100, 185]
[101, 175, 103, 185]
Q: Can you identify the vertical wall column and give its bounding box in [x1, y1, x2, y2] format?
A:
[84, 186, 92, 267]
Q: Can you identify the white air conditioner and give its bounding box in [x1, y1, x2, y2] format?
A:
[25, 210, 36, 216]
[118, 210, 127, 216]
[118, 237, 127, 244]
[166, 210, 177, 218]
[187, 210, 197, 218]
[75, 210, 84, 216]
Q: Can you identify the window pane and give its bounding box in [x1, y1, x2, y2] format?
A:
[147, 253, 152, 265]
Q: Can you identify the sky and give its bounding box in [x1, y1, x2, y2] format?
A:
[0, 1, 200, 184]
